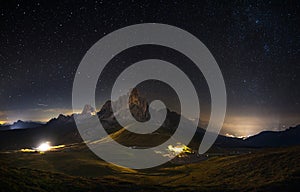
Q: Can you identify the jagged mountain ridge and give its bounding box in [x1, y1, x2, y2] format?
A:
[0, 88, 299, 150]
[97, 88, 150, 122]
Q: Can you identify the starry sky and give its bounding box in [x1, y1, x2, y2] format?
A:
[0, 0, 299, 137]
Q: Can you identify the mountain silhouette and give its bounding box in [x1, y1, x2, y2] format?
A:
[0, 120, 43, 131]
[0, 89, 299, 151]
[98, 88, 150, 122]
[244, 125, 300, 147]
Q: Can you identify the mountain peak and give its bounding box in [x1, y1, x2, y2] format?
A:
[81, 104, 96, 115]
[98, 88, 150, 122]
[57, 114, 67, 119]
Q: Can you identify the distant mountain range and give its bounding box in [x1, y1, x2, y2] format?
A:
[0, 88, 299, 151]
[244, 125, 300, 147]
[0, 120, 43, 131]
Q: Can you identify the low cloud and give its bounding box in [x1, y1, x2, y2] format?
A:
[221, 114, 300, 137]
[37, 103, 48, 107]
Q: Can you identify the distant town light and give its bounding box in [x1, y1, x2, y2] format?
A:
[20, 142, 65, 153]
[167, 143, 192, 157]
[37, 141, 51, 152]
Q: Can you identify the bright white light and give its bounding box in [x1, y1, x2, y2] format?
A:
[20, 143, 65, 153]
[37, 142, 51, 152]
[167, 144, 192, 154]
[168, 145, 184, 153]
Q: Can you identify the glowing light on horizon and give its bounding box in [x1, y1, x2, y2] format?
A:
[37, 142, 51, 152]
[20, 148, 36, 153]
[225, 133, 251, 140]
[20, 142, 65, 153]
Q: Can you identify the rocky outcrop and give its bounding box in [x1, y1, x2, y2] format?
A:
[98, 88, 150, 122]
[81, 104, 95, 115]
[128, 88, 150, 122]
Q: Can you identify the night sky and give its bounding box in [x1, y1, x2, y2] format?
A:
[0, 0, 299, 137]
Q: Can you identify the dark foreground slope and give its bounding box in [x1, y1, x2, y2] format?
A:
[0, 146, 299, 192]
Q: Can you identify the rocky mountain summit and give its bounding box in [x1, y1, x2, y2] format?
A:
[98, 88, 150, 122]
[0, 88, 299, 150]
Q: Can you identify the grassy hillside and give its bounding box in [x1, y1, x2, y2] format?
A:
[0, 146, 299, 191]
